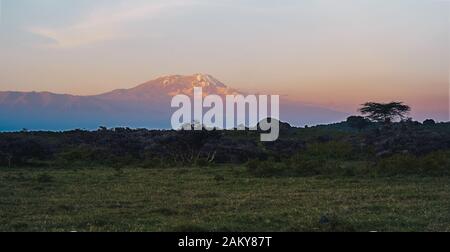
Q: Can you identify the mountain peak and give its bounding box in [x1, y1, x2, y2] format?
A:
[98, 74, 242, 101]
[156, 73, 227, 88]
[155, 74, 238, 96]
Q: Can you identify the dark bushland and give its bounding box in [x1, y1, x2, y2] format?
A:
[1, 121, 450, 177]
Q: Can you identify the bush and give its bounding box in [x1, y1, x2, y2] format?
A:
[304, 141, 354, 160]
[246, 159, 285, 177]
[246, 141, 370, 177]
[420, 151, 450, 175]
[423, 119, 436, 126]
[375, 154, 419, 176]
[346, 116, 370, 131]
[290, 156, 323, 176]
[56, 145, 100, 165]
[141, 157, 162, 169]
[288, 141, 356, 176]
[375, 151, 450, 176]
[109, 154, 139, 169]
[246, 145, 450, 178]
[195, 158, 210, 167]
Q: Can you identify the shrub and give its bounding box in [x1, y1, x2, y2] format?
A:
[375, 154, 419, 176]
[290, 156, 323, 176]
[304, 141, 354, 160]
[141, 157, 162, 169]
[109, 154, 138, 169]
[195, 158, 210, 167]
[375, 151, 450, 176]
[246, 159, 285, 177]
[417, 151, 450, 176]
[423, 119, 436, 126]
[245, 141, 369, 177]
[346, 116, 370, 131]
[56, 145, 100, 166]
[288, 141, 355, 176]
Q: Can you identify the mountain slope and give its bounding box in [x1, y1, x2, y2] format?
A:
[0, 74, 348, 130]
[96, 74, 241, 101]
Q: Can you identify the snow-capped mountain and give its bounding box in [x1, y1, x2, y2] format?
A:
[97, 74, 242, 102]
[0, 74, 348, 131]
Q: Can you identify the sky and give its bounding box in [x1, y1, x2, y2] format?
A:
[0, 0, 449, 121]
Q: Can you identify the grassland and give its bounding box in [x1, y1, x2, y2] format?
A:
[0, 166, 449, 232]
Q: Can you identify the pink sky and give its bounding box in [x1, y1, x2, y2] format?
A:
[0, 0, 448, 121]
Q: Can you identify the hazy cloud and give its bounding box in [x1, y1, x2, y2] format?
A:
[29, 0, 199, 48]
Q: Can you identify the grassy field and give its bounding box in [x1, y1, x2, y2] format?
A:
[1, 166, 449, 232]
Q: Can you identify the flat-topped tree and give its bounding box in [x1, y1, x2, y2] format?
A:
[359, 102, 411, 123]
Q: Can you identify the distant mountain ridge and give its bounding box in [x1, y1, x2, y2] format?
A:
[0, 74, 348, 131]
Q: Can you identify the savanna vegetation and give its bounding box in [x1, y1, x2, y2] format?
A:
[1, 102, 450, 231]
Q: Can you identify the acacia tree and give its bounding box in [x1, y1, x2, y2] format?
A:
[359, 102, 411, 123]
